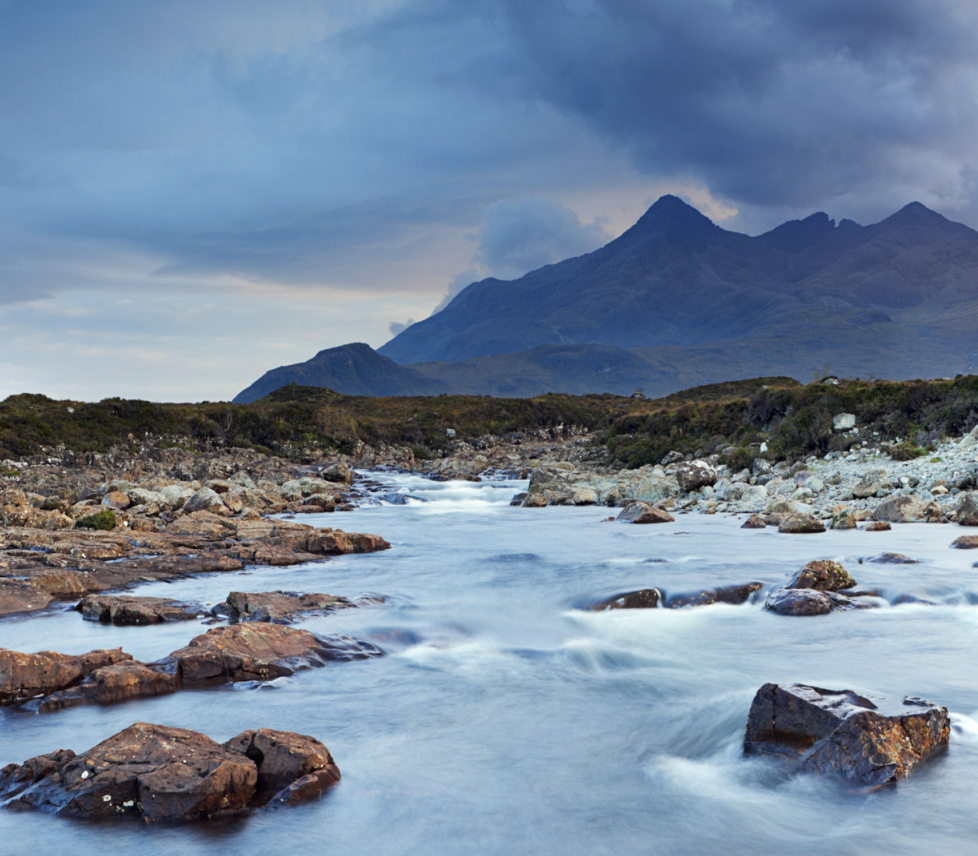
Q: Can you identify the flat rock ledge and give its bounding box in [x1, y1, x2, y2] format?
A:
[2, 622, 383, 713]
[744, 683, 950, 789]
[211, 590, 354, 623]
[0, 722, 340, 821]
[77, 594, 201, 625]
[592, 582, 762, 610]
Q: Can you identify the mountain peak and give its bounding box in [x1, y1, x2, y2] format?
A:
[622, 194, 718, 244]
[883, 201, 947, 227]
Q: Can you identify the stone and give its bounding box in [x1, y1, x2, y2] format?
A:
[593, 582, 762, 610]
[830, 510, 857, 530]
[865, 521, 892, 531]
[744, 683, 950, 788]
[35, 661, 180, 712]
[159, 484, 195, 509]
[522, 494, 548, 508]
[0, 647, 132, 706]
[778, 513, 825, 534]
[616, 502, 674, 524]
[852, 469, 890, 499]
[675, 460, 717, 492]
[212, 591, 352, 623]
[166, 623, 383, 685]
[76, 594, 200, 625]
[183, 487, 228, 516]
[222, 728, 340, 797]
[873, 495, 925, 523]
[951, 535, 978, 549]
[832, 413, 857, 431]
[763, 588, 867, 616]
[321, 463, 352, 484]
[741, 514, 766, 529]
[786, 560, 855, 591]
[955, 491, 978, 526]
[593, 588, 662, 610]
[865, 553, 920, 564]
[101, 490, 131, 510]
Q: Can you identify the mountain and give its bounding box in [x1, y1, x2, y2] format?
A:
[234, 197, 978, 402]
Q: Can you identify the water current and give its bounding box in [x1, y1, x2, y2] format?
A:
[2, 472, 978, 855]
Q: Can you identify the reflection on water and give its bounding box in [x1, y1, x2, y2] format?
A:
[2, 472, 978, 855]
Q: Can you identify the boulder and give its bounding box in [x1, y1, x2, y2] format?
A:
[786, 560, 855, 592]
[950, 535, 978, 549]
[593, 582, 762, 611]
[763, 588, 868, 616]
[616, 502, 674, 524]
[127, 488, 166, 508]
[159, 484, 195, 509]
[593, 588, 662, 610]
[76, 595, 200, 625]
[522, 494, 548, 508]
[0, 647, 131, 706]
[830, 510, 857, 530]
[0, 722, 338, 820]
[832, 413, 856, 431]
[183, 487, 228, 516]
[852, 469, 890, 499]
[778, 513, 825, 534]
[744, 683, 949, 788]
[955, 491, 978, 526]
[321, 463, 352, 484]
[166, 623, 382, 685]
[741, 514, 766, 529]
[101, 491, 131, 510]
[865, 553, 919, 564]
[35, 661, 180, 712]
[675, 460, 717, 492]
[865, 521, 892, 532]
[212, 591, 351, 623]
[873, 496, 925, 523]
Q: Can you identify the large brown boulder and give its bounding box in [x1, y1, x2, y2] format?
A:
[616, 502, 674, 524]
[763, 588, 868, 616]
[76, 594, 200, 625]
[35, 660, 180, 712]
[778, 513, 826, 534]
[786, 560, 855, 592]
[852, 469, 890, 499]
[744, 683, 949, 788]
[0, 647, 131, 706]
[955, 491, 978, 526]
[223, 728, 340, 799]
[675, 460, 717, 492]
[873, 496, 925, 523]
[212, 591, 351, 623]
[167, 623, 382, 684]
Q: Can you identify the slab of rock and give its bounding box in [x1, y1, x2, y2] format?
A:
[676, 460, 717, 492]
[76, 594, 200, 625]
[873, 496, 925, 523]
[865, 521, 892, 532]
[593, 582, 762, 611]
[956, 491, 978, 526]
[741, 514, 766, 529]
[0, 722, 340, 821]
[744, 683, 949, 788]
[0, 647, 131, 706]
[778, 513, 826, 534]
[764, 588, 870, 616]
[522, 494, 548, 508]
[865, 553, 919, 564]
[34, 660, 180, 712]
[212, 590, 352, 623]
[951, 535, 978, 549]
[786, 560, 855, 592]
[616, 502, 674, 524]
[167, 623, 382, 684]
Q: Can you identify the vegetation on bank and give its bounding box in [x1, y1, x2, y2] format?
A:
[2, 375, 977, 468]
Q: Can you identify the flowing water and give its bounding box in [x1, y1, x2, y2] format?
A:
[2, 472, 978, 855]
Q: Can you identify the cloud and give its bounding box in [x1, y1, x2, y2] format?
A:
[388, 318, 416, 336]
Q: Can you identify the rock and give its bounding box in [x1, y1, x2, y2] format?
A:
[832, 413, 856, 431]
[660, 450, 684, 466]
[159, 484, 195, 509]
[741, 514, 766, 529]
[166, 623, 383, 685]
[852, 469, 890, 499]
[675, 460, 717, 492]
[593, 588, 662, 610]
[950, 535, 978, 549]
[127, 488, 166, 508]
[222, 728, 340, 797]
[744, 683, 950, 788]
[763, 588, 868, 615]
[522, 494, 548, 508]
[35, 661, 180, 712]
[183, 487, 228, 516]
[616, 502, 674, 524]
[321, 463, 352, 484]
[873, 496, 925, 523]
[76, 595, 200, 625]
[593, 582, 762, 610]
[212, 591, 352, 623]
[0, 722, 338, 820]
[778, 513, 825, 534]
[955, 491, 978, 526]
[786, 560, 855, 591]
[865, 553, 919, 564]
[101, 490, 131, 510]
[865, 521, 892, 532]
[831, 510, 857, 530]
[0, 647, 132, 705]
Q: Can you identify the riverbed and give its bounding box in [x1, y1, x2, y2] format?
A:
[2, 472, 977, 855]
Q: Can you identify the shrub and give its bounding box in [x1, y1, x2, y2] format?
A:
[76, 509, 116, 530]
[888, 442, 927, 461]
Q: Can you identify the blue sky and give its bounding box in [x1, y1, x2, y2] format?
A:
[2, 0, 978, 400]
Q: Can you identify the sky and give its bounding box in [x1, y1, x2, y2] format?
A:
[2, 0, 978, 401]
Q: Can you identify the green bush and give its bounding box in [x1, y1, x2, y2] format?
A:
[887, 442, 927, 461]
[76, 509, 117, 531]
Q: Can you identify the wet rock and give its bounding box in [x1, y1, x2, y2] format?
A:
[955, 491, 978, 526]
[865, 521, 892, 532]
[76, 594, 200, 625]
[950, 535, 978, 549]
[223, 728, 340, 797]
[166, 623, 382, 685]
[786, 560, 855, 592]
[865, 553, 920, 565]
[763, 588, 868, 615]
[522, 494, 548, 508]
[35, 661, 180, 712]
[675, 460, 717, 492]
[741, 514, 766, 529]
[744, 683, 950, 788]
[592, 588, 662, 610]
[663, 582, 764, 608]
[873, 496, 925, 523]
[0, 647, 131, 706]
[616, 502, 674, 524]
[212, 590, 352, 623]
[830, 510, 857, 530]
[778, 513, 826, 534]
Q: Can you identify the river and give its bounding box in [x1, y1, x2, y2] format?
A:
[2, 472, 978, 855]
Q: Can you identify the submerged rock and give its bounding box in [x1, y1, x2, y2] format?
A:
[741, 514, 766, 529]
[616, 502, 674, 524]
[763, 588, 869, 616]
[76, 594, 200, 625]
[951, 535, 978, 549]
[744, 683, 950, 788]
[592, 582, 762, 611]
[786, 560, 855, 592]
[778, 513, 825, 534]
[865, 521, 892, 532]
[35, 660, 179, 712]
[865, 553, 920, 565]
[0, 722, 339, 821]
[211, 590, 352, 623]
[0, 647, 131, 706]
[594, 588, 663, 610]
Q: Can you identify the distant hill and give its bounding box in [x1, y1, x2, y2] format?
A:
[235, 196, 978, 401]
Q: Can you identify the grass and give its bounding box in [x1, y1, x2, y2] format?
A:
[75, 509, 117, 530]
